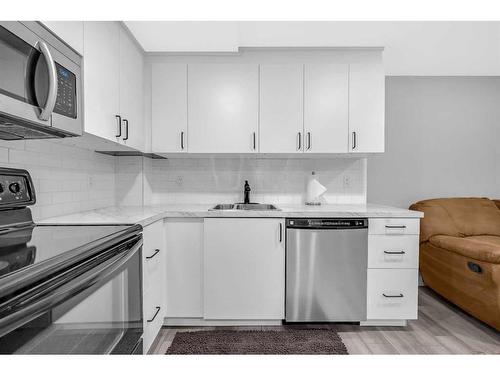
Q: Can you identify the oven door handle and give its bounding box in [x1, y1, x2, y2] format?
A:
[36, 41, 58, 121]
[0, 238, 142, 338]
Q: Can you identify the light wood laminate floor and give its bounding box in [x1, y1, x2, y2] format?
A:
[150, 287, 500, 354]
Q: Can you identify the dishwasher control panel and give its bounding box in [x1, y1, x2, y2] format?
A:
[286, 218, 368, 229]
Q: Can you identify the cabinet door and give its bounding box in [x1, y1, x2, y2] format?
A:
[165, 219, 204, 318]
[188, 64, 259, 153]
[204, 218, 285, 320]
[349, 62, 385, 153]
[83, 22, 120, 142]
[119, 26, 144, 151]
[304, 64, 348, 153]
[259, 64, 304, 153]
[152, 64, 188, 153]
[42, 21, 84, 55]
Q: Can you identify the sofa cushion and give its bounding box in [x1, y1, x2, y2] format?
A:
[410, 198, 500, 240]
[429, 235, 500, 264]
[409, 200, 460, 242]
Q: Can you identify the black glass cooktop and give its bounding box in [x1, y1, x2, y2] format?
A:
[0, 224, 134, 278]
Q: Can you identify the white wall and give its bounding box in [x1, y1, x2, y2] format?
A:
[0, 138, 116, 220]
[368, 76, 500, 209]
[126, 21, 500, 76]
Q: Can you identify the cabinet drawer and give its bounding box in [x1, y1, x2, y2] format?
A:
[367, 269, 418, 320]
[368, 235, 419, 269]
[142, 220, 164, 256]
[369, 218, 420, 235]
[143, 291, 163, 352]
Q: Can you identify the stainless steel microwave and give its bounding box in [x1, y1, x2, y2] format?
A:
[0, 21, 83, 140]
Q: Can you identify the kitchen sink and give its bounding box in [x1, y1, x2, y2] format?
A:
[209, 203, 280, 211]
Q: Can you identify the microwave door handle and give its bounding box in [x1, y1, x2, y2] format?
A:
[36, 41, 58, 121]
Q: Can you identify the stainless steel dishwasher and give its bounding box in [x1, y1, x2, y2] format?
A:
[286, 218, 368, 322]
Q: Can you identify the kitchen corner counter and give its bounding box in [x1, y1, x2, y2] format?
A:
[38, 203, 423, 227]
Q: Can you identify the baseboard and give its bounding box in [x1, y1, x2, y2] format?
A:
[164, 317, 283, 326]
[165, 317, 409, 327]
[360, 319, 407, 327]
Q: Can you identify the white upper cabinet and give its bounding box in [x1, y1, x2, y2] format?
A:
[188, 64, 259, 153]
[42, 21, 84, 55]
[304, 64, 349, 153]
[349, 62, 385, 153]
[118, 27, 144, 151]
[259, 64, 304, 153]
[83, 22, 145, 151]
[83, 22, 121, 143]
[151, 64, 188, 153]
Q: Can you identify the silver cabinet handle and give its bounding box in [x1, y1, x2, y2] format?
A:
[122, 119, 129, 141]
[385, 225, 406, 229]
[279, 222, 283, 242]
[383, 293, 404, 298]
[352, 131, 357, 150]
[297, 132, 302, 151]
[253, 132, 256, 150]
[384, 250, 406, 255]
[147, 306, 161, 322]
[115, 115, 122, 138]
[307, 132, 311, 150]
[180, 131, 185, 150]
[36, 41, 57, 121]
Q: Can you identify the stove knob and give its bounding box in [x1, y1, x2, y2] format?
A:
[9, 182, 21, 194]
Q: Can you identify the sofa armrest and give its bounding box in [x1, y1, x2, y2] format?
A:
[429, 235, 500, 264]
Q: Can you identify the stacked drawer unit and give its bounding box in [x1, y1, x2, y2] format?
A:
[365, 218, 420, 323]
[142, 220, 166, 352]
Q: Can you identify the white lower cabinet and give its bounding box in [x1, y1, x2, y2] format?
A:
[204, 218, 285, 320]
[142, 220, 166, 353]
[165, 219, 204, 318]
[365, 218, 420, 325]
[367, 269, 419, 320]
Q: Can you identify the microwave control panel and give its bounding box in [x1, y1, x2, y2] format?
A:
[54, 63, 77, 119]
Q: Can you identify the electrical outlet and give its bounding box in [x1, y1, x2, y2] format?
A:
[175, 176, 183, 186]
[343, 175, 351, 188]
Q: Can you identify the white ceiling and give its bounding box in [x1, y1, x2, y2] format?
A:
[125, 21, 500, 76]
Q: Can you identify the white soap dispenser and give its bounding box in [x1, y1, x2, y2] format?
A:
[305, 171, 327, 206]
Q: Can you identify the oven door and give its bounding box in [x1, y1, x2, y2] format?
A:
[0, 21, 82, 138]
[0, 236, 143, 354]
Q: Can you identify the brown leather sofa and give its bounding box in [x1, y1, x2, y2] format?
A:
[410, 198, 500, 331]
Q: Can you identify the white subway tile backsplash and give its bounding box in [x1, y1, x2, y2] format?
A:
[0, 138, 116, 221]
[2, 135, 367, 221]
[138, 157, 367, 205]
[0, 147, 8, 163]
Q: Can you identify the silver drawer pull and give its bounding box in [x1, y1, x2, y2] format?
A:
[385, 225, 406, 229]
[146, 249, 160, 260]
[147, 306, 161, 322]
[384, 250, 406, 255]
[383, 293, 404, 298]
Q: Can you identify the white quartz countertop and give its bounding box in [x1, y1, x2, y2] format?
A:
[38, 203, 423, 227]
